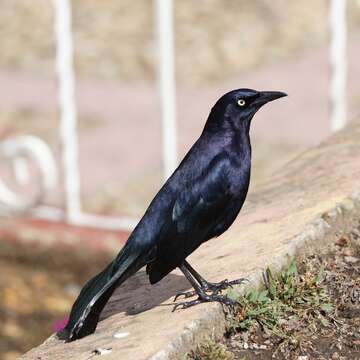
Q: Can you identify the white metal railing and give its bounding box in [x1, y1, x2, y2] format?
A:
[155, 0, 178, 180]
[329, 0, 347, 131]
[0, 0, 348, 230]
[53, 0, 81, 223]
[0, 136, 57, 214]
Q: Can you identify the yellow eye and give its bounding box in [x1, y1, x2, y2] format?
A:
[237, 99, 246, 106]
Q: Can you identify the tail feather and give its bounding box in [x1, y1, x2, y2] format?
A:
[65, 244, 149, 341]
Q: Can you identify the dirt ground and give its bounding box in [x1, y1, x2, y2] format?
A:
[0, 241, 113, 360]
[190, 226, 360, 360]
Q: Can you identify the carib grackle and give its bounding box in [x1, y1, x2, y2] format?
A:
[65, 88, 287, 341]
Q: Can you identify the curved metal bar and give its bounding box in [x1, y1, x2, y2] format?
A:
[0, 135, 57, 215]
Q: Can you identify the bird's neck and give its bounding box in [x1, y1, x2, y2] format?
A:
[203, 115, 252, 159]
[230, 124, 252, 161]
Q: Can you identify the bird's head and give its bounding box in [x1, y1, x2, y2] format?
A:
[206, 88, 287, 132]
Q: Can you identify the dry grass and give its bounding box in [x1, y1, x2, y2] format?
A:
[189, 227, 360, 359]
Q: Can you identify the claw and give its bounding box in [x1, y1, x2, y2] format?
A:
[172, 273, 246, 312]
[203, 277, 248, 294]
[173, 290, 197, 302]
[231, 277, 249, 284]
[172, 293, 236, 312]
[172, 298, 202, 312]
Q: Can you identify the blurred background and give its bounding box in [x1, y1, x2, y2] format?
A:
[0, 1, 360, 358]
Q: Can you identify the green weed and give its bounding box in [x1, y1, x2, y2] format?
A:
[191, 258, 335, 359]
[189, 339, 234, 360]
[227, 259, 333, 338]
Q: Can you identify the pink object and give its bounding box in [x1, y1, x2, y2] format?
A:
[52, 317, 69, 332]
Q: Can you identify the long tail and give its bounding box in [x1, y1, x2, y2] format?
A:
[65, 243, 151, 341]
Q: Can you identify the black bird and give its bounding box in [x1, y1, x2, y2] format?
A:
[65, 88, 287, 341]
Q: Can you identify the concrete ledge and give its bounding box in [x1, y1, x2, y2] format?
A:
[22, 121, 360, 360]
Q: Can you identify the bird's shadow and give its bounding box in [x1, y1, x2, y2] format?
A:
[57, 270, 191, 341]
[99, 270, 190, 319]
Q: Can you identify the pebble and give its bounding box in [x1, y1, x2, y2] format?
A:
[344, 256, 358, 263]
[113, 331, 130, 339]
[93, 348, 112, 356]
[242, 333, 249, 342]
[243, 342, 249, 349]
[298, 356, 308, 360]
[342, 249, 352, 256]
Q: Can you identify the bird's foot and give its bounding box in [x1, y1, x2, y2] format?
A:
[173, 290, 197, 302]
[173, 277, 248, 301]
[172, 293, 235, 312]
[202, 277, 248, 294]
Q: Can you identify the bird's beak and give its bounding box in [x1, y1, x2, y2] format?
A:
[258, 91, 287, 104]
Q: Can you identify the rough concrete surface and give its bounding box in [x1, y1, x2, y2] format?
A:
[21, 120, 360, 359]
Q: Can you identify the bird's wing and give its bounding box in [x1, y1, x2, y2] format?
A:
[172, 154, 233, 234]
[147, 153, 234, 284]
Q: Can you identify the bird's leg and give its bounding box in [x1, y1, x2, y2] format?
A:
[173, 263, 200, 301]
[183, 260, 247, 294]
[173, 260, 248, 302]
[173, 263, 235, 311]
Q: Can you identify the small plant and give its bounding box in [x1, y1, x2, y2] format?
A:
[227, 259, 334, 338]
[192, 258, 337, 359]
[188, 340, 234, 360]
